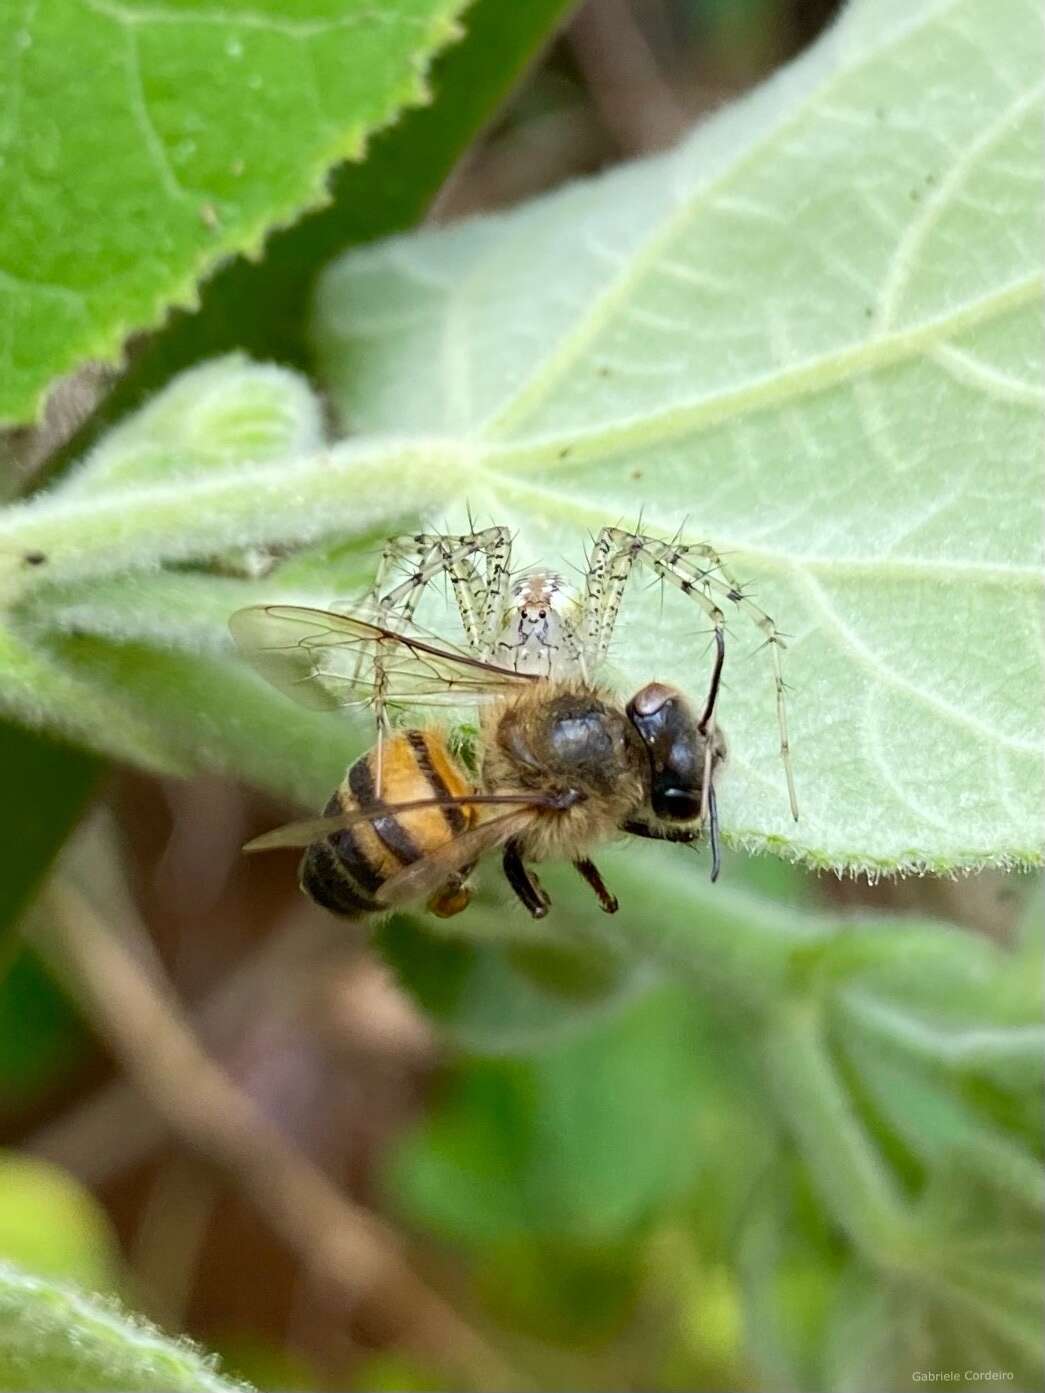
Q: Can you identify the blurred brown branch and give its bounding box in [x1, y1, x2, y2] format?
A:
[27, 907, 341, 1182]
[26, 882, 527, 1391]
[569, 0, 688, 154]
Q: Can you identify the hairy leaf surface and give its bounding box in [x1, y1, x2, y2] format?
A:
[0, 1262, 249, 1391]
[312, 0, 1044, 872]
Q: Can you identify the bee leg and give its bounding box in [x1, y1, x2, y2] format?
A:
[502, 839, 551, 919]
[572, 857, 618, 914]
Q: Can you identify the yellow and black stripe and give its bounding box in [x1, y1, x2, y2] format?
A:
[300, 729, 475, 919]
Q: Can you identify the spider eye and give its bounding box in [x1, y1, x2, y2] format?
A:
[538, 609, 547, 619]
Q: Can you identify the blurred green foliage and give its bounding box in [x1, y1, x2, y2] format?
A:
[366, 859, 1043, 1392]
[0, 1157, 117, 1290]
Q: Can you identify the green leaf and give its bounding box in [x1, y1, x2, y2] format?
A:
[0, 626, 188, 775]
[0, 433, 440, 593]
[60, 356, 326, 498]
[42, 632, 365, 806]
[388, 985, 713, 1246]
[0, 946, 90, 1112]
[0, 0, 468, 426]
[373, 844, 815, 1056]
[376, 850, 1040, 1386]
[48, 0, 578, 467]
[0, 723, 96, 936]
[823, 1217, 1044, 1393]
[0, 1261, 251, 1392]
[0, 1156, 118, 1291]
[375, 911, 647, 1057]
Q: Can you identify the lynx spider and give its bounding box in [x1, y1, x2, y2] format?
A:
[359, 524, 798, 822]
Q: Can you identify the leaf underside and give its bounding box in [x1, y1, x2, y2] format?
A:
[310, 0, 1045, 873]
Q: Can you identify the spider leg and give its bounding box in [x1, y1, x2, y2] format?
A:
[693, 560, 796, 821]
[586, 528, 798, 820]
[475, 527, 513, 659]
[699, 628, 726, 733]
[374, 527, 512, 654]
[346, 530, 511, 755]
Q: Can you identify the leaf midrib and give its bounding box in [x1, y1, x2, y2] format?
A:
[479, 472, 1045, 584]
[474, 0, 981, 441]
[478, 272, 1042, 463]
[2, 438, 1043, 588]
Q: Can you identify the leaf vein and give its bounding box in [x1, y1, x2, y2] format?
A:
[479, 0, 977, 439]
[929, 344, 1045, 407]
[797, 570, 1042, 755]
[121, 26, 190, 203]
[875, 79, 1045, 331]
[487, 273, 1042, 464]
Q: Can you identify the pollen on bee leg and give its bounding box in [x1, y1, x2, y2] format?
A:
[427, 881, 472, 918]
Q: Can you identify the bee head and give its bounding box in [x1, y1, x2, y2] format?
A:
[626, 682, 723, 822]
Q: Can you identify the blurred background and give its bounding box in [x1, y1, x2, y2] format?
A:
[1, 3, 1040, 1391]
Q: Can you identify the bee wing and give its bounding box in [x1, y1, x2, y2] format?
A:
[243, 792, 553, 853]
[376, 809, 536, 908]
[229, 604, 536, 711]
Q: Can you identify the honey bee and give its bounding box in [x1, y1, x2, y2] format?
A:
[230, 526, 797, 921]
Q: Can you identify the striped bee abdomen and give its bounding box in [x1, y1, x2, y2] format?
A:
[300, 729, 476, 919]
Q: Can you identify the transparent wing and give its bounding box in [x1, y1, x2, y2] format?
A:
[229, 604, 537, 712]
[243, 792, 554, 852]
[376, 809, 534, 907]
